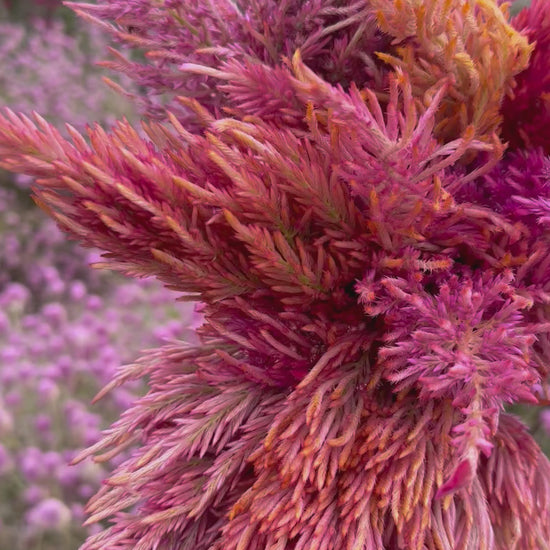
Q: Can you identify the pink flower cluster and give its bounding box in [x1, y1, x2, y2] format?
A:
[0, 18, 136, 135]
[0, 0, 549, 549]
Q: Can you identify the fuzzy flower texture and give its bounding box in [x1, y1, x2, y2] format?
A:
[1, 0, 550, 549]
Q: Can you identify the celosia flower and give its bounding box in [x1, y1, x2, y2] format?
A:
[369, 0, 533, 145]
[0, 1, 549, 549]
[461, 147, 550, 235]
[501, 0, 550, 152]
[67, 0, 391, 127]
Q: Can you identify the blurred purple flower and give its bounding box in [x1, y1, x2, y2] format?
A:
[23, 485, 46, 506]
[20, 448, 45, 482]
[0, 18, 136, 134]
[26, 498, 72, 531]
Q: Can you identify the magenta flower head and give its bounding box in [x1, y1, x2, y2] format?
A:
[0, 1, 549, 549]
[501, 0, 550, 153]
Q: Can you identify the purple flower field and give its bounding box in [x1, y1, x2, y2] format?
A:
[0, 0, 549, 549]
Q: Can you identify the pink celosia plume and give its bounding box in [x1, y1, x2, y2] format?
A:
[65, 0, 391, 129]
[0, 0, 549, 549]
[502, 0, 550, 152]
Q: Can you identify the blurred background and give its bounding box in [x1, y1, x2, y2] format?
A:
[0, 1, 547, 549]
[0, 2, 199, 549]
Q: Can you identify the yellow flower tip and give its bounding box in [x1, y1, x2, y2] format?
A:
[376, 10, 387, 29]
[291, 48, 303, 71]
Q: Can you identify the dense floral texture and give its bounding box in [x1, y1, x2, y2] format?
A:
[369, 0, 532, 145]
[501, 0, 550, 152]
[1, 1, 550, 549]
[68, 0, 531, 148]
[63, 0, 391, 126]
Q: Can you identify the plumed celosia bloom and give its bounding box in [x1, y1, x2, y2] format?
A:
[369, 0, 532, 145]
[501, 0, 550, 153]
[66, 0, 391, 127]
[67, 0, 531, 148]
[463, 147, 550, 234]
[0, 1, 550, 549]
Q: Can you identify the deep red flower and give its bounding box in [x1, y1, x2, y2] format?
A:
[501, 0, 550, 153]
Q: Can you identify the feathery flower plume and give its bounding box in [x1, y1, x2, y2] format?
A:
[66, 0, 391, 127]
[501, 0, 550, 152]
[368, 0, 533, 145]
[0, 1, 549, 549]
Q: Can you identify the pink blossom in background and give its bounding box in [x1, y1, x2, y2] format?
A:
[0, 18, 136, 135]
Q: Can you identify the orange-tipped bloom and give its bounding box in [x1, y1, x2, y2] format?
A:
[0, 1, 549, 549]
[370, 0, 533, 145]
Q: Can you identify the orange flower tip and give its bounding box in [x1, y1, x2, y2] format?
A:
[178, 63, 228, 80]
[101, 76, 130, 96]
[107, 473, 131, 485]
[376, 10, 387, 28]
[223, 209, 240, 228]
